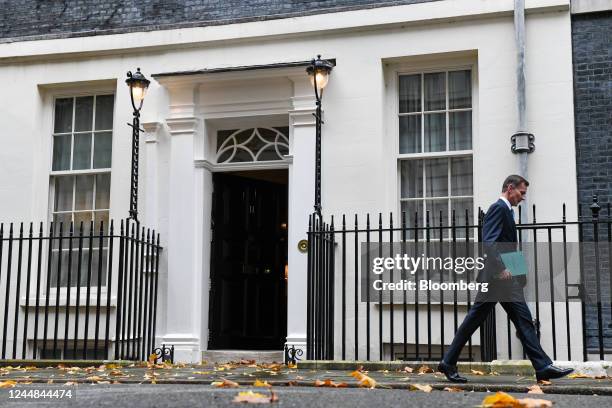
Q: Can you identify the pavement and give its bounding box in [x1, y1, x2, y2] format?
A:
[0, 360, 611, 396]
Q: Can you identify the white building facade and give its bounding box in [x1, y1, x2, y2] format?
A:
[0, 0, 581, 362]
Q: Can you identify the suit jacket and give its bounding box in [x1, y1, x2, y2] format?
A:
[477, 198, 518, 284]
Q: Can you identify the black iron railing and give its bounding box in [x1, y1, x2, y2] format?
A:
[307, 197, 612, 362]
[0, 219, 161, 361]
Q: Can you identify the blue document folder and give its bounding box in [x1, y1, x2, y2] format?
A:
[500, 251, 528, 276]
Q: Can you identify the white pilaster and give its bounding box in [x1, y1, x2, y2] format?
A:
[286, 77, 317, 356]
[161, 84, 202, 362]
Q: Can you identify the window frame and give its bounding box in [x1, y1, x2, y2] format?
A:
[47, 92, 116, 290]
[392, 62, 477, 237]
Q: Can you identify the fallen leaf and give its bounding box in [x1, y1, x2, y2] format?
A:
[148, 354, 157, 364]
[287, 363, 297, 369]
[232, 390, 277, 404]
[64, 381, 77, 386]
[471, 369, 486, 376]
[254, 379, 271, 388]
[0, 380, 17, 388]
[417, 365, 434, 374]
[537, 380, 552, 386]
[286, 380, 298, 386]
[527, 384, 544, 394]
[86, 376, 104, 382]
[314, 379, 348, 388]
[515, 398, 553, 408]
[193, 371, 212, 375]
[410, 383, 433, 393]
[443, 386, 463, 392]
[109, 370, 125, 376]
[402, 366, 414, 373]
[47, 379, 54, 384]
[350, 370, 376, 388]
[97, 381, 111, 384]
[567, 373, 605, 379]
[481, 391, 518, 407]
[481, 391, 553, 408]
[211, 378, 240, 388]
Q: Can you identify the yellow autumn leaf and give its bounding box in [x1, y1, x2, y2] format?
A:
[410, 383, 433, 393]
[211, 378, 240, 388]
[527, 384, 544, 394]
[86, 376, 104, 382]
[254, 379, 271, 388]
[537, 380, 552, 386]
[482, 391, 520, 407]
[287, 363, 297, 369]
[471, 369, 486, 376]
[232, 390, 272, 403]
[148, 354, 157, 364]
[0, 380, 17, 389]
[350, 370, 376, 388]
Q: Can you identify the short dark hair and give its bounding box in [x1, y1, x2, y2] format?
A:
[502, 175, 529, 192]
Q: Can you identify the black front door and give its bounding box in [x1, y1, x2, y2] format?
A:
[208, 172, 288, 350]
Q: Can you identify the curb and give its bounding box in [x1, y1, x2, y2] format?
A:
[297, 360, 612, 377]
[296, 360, 534, 375]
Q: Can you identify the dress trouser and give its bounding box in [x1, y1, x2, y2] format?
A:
[441, 284, 552, 371]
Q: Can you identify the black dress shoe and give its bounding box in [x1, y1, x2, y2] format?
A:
[536, 365, 574, 381]
[438, 361, 468, 383]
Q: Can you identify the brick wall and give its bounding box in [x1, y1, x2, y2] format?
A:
[572, 10, 612, 351]
[0, 0, 437, 41]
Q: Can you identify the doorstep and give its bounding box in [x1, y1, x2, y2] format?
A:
[202, 350, 284, 364]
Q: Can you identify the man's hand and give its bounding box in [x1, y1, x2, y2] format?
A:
[499, 269, 512, 280]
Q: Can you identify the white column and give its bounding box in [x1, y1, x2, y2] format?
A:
[141, 122, 161, 227]
[285, 78, 317, 356]
[161, 84, 202, 362]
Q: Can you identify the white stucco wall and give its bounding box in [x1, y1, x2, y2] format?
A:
[0, 0, 577, 362]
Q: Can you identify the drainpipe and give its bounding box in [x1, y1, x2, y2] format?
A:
[511, 0, 535, 224]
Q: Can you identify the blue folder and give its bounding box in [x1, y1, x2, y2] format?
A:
[500, 251, 528, 276]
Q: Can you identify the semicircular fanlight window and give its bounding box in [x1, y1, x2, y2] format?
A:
[216, 127, 289, 164]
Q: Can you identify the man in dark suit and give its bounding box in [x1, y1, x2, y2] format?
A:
[438, 175, 573, 383]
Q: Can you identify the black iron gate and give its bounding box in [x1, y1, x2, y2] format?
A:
[306, 197, 612, 362]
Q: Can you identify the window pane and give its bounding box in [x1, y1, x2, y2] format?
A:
[75, 175, 94, 210]
[95, 173, 111, 210]
[54, 98, 73, 133]
[93, 132, 112, 168]
[400, 160, 423, 198]
[54, 176, 73, 212]
[451, 198, 474, 238]
[73, 133, 92, 170]
[94, 211, 110, 235]
[424, 113, 446, 152]
[52, 135, 72, 171]
[449, 70, 471, 109]
[425, 199, 449, 238]
[74, 96, 94, 132]
[399, 75, 421, 113]
[399, 115, 421, 154]
[95, 95, 115, 130]
[425, 158, 448, 197]
[451, 157, 473, 196]
[74, 211, 93, 231]
[449, 111, 472, 150]
[401, 200, 423, 240]
[424, 72, 445, 111]
[53, 212, 72, 229]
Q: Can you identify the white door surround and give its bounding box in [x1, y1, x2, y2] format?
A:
[153, 66, 317, 362]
